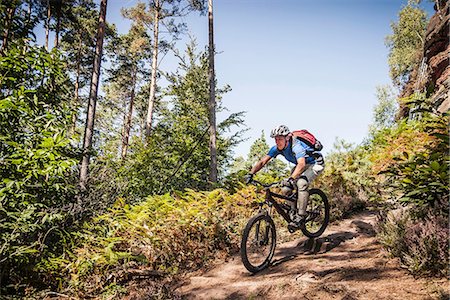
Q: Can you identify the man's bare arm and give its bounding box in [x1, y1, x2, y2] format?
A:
[291, 157, 306, 179]
[249, 155, 272, 174]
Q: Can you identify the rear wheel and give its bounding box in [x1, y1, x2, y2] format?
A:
[301, 189, 329, 238]
[240, 213, 276, 273]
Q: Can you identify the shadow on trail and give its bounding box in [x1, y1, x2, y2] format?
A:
[267, 231, 359, 270]
[298, 219, 376, 255]
[300, 231, 358, 254]
[250, 219, 377, 276]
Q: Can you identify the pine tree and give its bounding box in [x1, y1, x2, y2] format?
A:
[120, 41, 244, 196]
[59, 0, 99, 135]
[123, 0, 205, 139]
[0, 0, 41, 54]
[102, 20, 151, 159]
[79, 0, 108, 192]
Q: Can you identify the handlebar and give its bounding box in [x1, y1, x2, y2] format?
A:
[250, 179, 282, 189]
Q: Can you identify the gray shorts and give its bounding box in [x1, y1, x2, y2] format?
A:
[301, 163, 325, 183]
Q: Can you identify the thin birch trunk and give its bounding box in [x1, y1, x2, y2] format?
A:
[121, 66, 137, 159]
[79, 0, 108, 192]
[71, 37, 82, 135]
[54, 0, 61, 48]
[145, 0, 160, 138]
[208, 0, 217, 183]
[45, 0, 50, 51]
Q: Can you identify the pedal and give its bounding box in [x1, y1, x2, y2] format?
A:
[288, 223, 299, 233]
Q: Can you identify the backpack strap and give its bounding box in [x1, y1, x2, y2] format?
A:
[291, 136, 314, 156]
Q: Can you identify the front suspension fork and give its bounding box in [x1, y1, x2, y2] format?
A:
[258, 199, 273, 217]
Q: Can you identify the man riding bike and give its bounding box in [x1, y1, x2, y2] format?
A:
[244, 125, 325, 230]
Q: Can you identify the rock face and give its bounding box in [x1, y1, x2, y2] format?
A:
[400, 0, 449, 117]
[425, 0, 449, 113]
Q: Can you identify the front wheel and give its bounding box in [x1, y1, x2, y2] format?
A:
[240, 213, 276, 273]
[301, 189, 329, 238]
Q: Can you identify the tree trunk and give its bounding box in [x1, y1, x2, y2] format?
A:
[121, 65, 137, 159]
[145, 0, 160, 138]
[208, 0, 217, 183]
[45, 0, 51, 51]
[71, 37, 82, 136]
[79, 0, 108, 192]
[1, 4, 17, 55]
[27, 0, 32, 26]
[54, 0, 61, 48]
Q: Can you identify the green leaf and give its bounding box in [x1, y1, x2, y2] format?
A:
[41, 137, 54, 148]
[399, 196, 411, 203]
[405, 190, 422, 197]
[430, 161, 440, 172]
[35, 149, 46, 157]
[402, 178, 413, 184]
[11, 159, 23, 165]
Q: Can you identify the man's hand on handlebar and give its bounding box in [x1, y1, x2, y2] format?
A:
[244, 173, 254, 184]
[281, 177, 296, 189]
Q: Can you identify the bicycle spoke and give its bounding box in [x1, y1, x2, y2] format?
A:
[301, 189, 329, 238]
[241, 214, 276, 273]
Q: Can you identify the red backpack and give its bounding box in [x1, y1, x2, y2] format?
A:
[292, 129, 323, 151]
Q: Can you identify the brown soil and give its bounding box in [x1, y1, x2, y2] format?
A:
[175, 211, 449, 300]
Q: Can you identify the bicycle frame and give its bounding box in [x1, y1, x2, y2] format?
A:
[257, 182, 296, 224]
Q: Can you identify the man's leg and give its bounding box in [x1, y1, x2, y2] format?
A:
[281, 167, 297, 214]
[287, 165, 312, 228]
[296, 176, 310, 217]
[296, 163, 325, 218]
[281, 185, 297, 218]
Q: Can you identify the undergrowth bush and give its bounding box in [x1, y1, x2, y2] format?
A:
[52, 186, 261, 297]
[368, 120, 436, 175]
[379, 114, 448, 213]
[0, 43, 78, 293]
[376, 208, 410, 258]
[403, 213, 448, 276]
[315, 139, 377, 221]
[374, 112, 449, 277]
[377, 207, 449, 277]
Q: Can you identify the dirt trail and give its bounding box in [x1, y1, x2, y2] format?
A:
[176, 211, 448, 300]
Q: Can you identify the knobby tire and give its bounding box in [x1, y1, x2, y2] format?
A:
[301, 188, 330, 238]
[240, 213, 276, 273]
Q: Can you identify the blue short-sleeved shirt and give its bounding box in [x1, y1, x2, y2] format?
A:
[268, 138, 317, 165]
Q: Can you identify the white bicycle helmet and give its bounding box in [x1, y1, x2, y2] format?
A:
[270, 125, 290, 137]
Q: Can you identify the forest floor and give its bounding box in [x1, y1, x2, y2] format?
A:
[170, 210, 448, 300]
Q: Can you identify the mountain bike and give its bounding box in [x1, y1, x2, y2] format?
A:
[240, 179, 329, 273]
